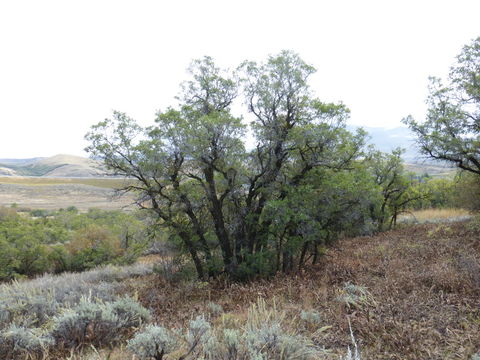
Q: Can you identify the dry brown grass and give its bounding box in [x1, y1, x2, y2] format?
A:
[129, 221, 480, 360]
[0, 181, 136, 211]
[0, 176, 129, 188]
[400, 207, 472, 223]
[45, 220, 479, 359]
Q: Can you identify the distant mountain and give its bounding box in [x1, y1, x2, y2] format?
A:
[348, 125, 421, 161]
[0, 154, 109, 177]
[348, 125, 456, 177]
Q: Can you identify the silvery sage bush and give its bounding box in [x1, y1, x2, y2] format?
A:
[52, 295, 150, 348]
[127, 324, 178, 360]
[0, 324, 54, 359]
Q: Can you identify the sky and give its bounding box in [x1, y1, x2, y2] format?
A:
[0, 0, 479, 158]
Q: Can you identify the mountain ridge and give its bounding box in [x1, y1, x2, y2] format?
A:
[347, 125, 419, 160]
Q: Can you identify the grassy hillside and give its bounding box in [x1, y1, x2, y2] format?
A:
[2, 218, 477, 359]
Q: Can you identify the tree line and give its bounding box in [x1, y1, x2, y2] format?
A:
[0, 207, 149, 280]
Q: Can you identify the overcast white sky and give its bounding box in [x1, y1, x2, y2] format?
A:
[0, 0, 479, 158]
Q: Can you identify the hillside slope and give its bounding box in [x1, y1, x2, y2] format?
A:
[39, 154, 107, 177]
[0, 154, 109, 177]
[0, 218, 477, 359]
[134, 220, 480, 359]
[0, 167, 17, 176]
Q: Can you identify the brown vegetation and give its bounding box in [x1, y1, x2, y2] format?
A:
[400, 208, 472, 223]
[132, 220, 480, 359]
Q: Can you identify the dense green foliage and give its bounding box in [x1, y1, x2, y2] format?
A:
[0, 207, 148, 280]
[86, 51, 441, 280]
[366, 149, 436, 229]
[453, 172, 480, 211]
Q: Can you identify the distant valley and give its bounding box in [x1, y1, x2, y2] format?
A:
[0, 156, 130, 210]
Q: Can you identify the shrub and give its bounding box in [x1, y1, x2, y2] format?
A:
[300, 310, 322, 325]
[0, 208, 150, 279]
[107, 296, 151, 327]
[0, 238, 19, 280]
[52, 298, 117, 348]
[453, 172, 480, 211]
[0, 206, 18, 221]
[0, 324, 54, 359]
[14, 238, 52, 276]
[128, 299, 321, 360]
[0, 263, 153, 326]
[30, 209, 51, 218]
[127, 324, 178, 360]
[52, 295, 150, 348]
[47, 244, 70, 273]
[67, 225, 122, 271]
[467, 215, 480, 233]
[66, 206, 79, 213]
[206, 302, 223, 316]
[152, 256, 197, 283]
[336, 283, 375, 309]
[186, 315, 211, 355]
[202, 299, 320, 360]
[244, 321, 318, 359]
[0, 262, 154, 357]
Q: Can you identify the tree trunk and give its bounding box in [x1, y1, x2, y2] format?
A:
[179, 231, 205, 280]
[203, 167, 235, 273]
[298, 241, 310, 270]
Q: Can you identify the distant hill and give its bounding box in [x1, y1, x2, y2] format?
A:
[348, 125, 420, 160]
[0, 154, 109, 177]
[349, 125, 457, 177]
[0, 167, 18, 176]
[404, 161, 456, 178]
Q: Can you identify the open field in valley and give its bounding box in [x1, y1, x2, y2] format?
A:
[0, 177, 135, 211]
